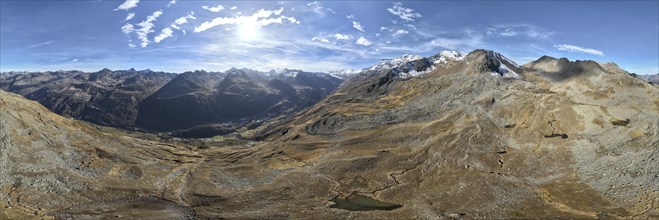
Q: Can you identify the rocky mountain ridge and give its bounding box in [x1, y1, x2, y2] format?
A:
[0, 68, 175, 127]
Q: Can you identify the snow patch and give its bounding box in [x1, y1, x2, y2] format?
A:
[333, 50, 467, 79]
[267, 68, 300, 77]
[328, 69, 361, 79]
[486, 51, 522, 79]
[368, 54, 424, 71]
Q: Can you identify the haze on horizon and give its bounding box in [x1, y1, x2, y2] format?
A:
[1, 0, 657, 75]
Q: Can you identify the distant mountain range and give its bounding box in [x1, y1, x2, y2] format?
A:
[136, 68, 342, 136]
[0, 68, 175, 127]
[634, 73, 659, 84]
[0, 67, 342, 137]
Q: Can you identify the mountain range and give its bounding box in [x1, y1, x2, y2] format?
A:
[0, 67, 342, 138]
[1, 49, 658, 219]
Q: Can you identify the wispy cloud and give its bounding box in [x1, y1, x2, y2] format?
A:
[311, 36, 330, 43]
[202, 5, 224, 13]
[166, 0, 176, 8]
[154, 28, 173, 43]
[500, 29, 517, 37]
[486, 24, 554, 39]
[429, 31, 483, 50]
[25, 40, 54, 48]
[124, 12, 135, 21]
[194, 8, 298, 33]
[387, 2, 421, 22]
[392, 29, 409, 37]
[352, 21, 365, 32]
[307, 1, 335, 16]
[356, 37, 372, 46]
[554, 44, 604, 56]
[114, 0, 139, 11]
[135, 10, 164, 47]
[171, 12, 196, 30]
[334, 33, 350, 40]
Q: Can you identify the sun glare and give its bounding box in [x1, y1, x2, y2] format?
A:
[236, 20, 260, 41]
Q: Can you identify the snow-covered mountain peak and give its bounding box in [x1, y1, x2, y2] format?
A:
[369, 54, 425, 71]
[328, 69, 361, 79]
[267, 68, 301, 77]
[430, 50, 467, 64]
[483, 50, 522, 79]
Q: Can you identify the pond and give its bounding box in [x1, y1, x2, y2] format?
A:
[330, 194, 403, 211]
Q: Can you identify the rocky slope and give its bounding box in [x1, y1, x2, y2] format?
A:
[1, 49, 657, 219]
[0, 69, 175, 128]
[136, 68, 342, 134]
[255, 49, 659, 219]
[0, 89, 202, 219]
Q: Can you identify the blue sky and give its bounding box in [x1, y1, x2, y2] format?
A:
[1, 1, 657, 74]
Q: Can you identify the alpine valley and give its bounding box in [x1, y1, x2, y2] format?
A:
[1, 49, 658, 219]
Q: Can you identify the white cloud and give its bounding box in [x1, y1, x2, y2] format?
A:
[154, 27, 174, 43]
[307, 1, 334, 16]
[352, 21, 365, 32]
[392, 29, 409, 37]
[387, 2, 421, 22]
[194, 8, 298, 33]
[135, 10, 163, 47]
[202, 5, 225, 12]
[167, 0, 176, 7]
[500, 29, 517, 37]
[554, 44, 604, 56]
[114, 0, 139, 11]
[527, 31, 539, 37]
[312, 36, 329, 43]
[334, 33, 350, 40]
[128, 43, 136, 48]
[230, 6, 237, 10]
[486, 24, 554, 39]
[171, 12, 196, 30]
[121, 23, 134, 34]
[72, 59, 78, 62]
[125, 12, 135, 21]
[355, 36, 372, 46]
[346, 15, 356, 20]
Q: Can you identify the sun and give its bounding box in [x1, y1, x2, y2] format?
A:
[236, 20, 260, 41]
